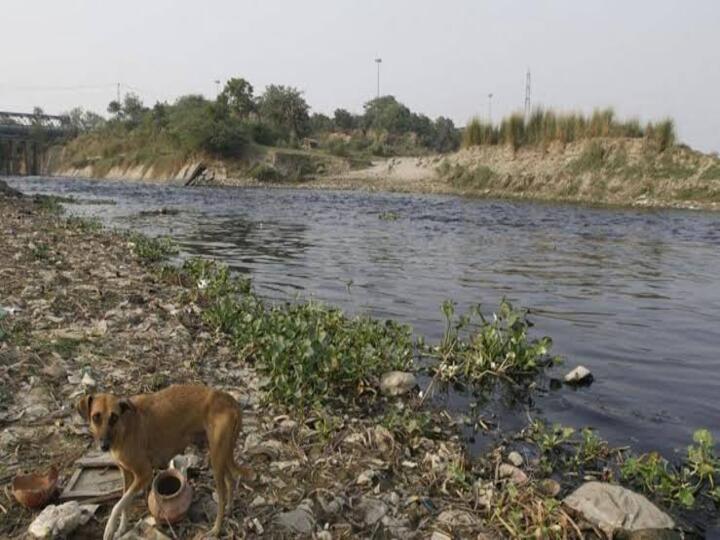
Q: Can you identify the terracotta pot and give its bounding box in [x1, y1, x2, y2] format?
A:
[12, 466, 58, 509]
[147, 468, 192, 524]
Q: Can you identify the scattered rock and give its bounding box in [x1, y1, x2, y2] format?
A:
[507, 451, 524, 467]
[273, 500, 315, 535]
[538, 478, 561, 498]
[563, 482, 675, 538]
[380, 371, 418, 397]
[615, 529, 682, 540]
[499, 463, 528, 485]
[430, 532, 453, 540]
[437, 509, 477, 527]
[564, 365, 593, 385]
[28, 501, 98, 538]
[355, 497, 388, 526]
[118, 517, 172, 540]
[473, 480, 495, 508]
[357, 469, 379, 486]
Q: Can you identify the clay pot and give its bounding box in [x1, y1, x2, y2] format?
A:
[148, 469, 192, 524]
[12, 466, 59, 509]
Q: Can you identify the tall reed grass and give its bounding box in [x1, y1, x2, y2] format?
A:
[462, 108, 676, 151]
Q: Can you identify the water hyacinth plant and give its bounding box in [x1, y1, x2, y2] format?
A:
[433, 299, 560, 384]
[621, 429, 720, 509]
[181, 258, 413, 409]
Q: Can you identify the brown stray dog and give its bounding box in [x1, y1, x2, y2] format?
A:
[76, 384, 247, 540]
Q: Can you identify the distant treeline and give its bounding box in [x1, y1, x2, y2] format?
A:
[62, 77, 461, 159]
[61, 82, 679, 160]
[463, 108, 676, 152]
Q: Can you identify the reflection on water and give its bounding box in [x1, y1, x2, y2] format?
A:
[7, 176, 720, 459]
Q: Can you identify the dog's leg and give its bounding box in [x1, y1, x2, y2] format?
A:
[117, 467, 133, 536]
[104, 466, 151, 540]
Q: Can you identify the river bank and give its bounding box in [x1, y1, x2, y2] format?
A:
[1, 185, 716, 538]
[46, 137, 720, 211]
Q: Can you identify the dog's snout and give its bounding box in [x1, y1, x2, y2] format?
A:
[100, 439, 111, 452]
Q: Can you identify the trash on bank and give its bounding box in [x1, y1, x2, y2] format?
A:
[12, 466, 59, 509]
[28, 501, 98, 539]
[59, 451, 123, 502]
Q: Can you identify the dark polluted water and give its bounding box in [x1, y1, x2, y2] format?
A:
[7, 176, 720, 467]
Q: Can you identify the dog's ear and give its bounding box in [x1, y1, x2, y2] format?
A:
[76, 395, 93, 421]
[119, 398, 136, 415]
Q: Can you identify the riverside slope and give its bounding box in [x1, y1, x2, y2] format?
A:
[46, 137, 720, 210]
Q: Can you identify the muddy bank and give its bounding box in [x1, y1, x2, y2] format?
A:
[44, 138, 720, 211]
[0, 192, 712, 539]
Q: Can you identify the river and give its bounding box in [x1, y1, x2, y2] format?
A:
[7, 176, 720, 462]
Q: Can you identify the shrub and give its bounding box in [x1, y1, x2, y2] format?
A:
[248, 163, 283, 182]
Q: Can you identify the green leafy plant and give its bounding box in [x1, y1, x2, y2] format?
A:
[128, 233, 177, 263]
[621, 429, 719, 509]
[434, 299, 560, 385]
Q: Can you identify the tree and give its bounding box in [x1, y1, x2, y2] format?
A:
[107, 100, 122, 117]
[168, 94, 248, 157]
[218, 78, 256, 119]
[362, 96, 412, 134]
[432, 117, 460, 152]
[258, 85, 310, 138]
[122, 93, 147, 127]
[309, 113, 333, 134]
[66, 107, 105, 131]
[333, 108, 356, 131]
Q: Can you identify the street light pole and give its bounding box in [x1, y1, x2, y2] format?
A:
[374, 57, 382, 99]
[214, 79, 221, 98]
[488, 93, 493, 124]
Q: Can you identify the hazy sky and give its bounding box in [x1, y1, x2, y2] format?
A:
[2, 0, 719, 152]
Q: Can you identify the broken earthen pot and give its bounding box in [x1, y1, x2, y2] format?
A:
[12, 466, 59, 509]
[147, 468, 192, 524]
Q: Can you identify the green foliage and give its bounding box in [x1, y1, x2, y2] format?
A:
[442, 163, 497, 190]
[248, 163, 283, 183]
[363, 96, 413, 134]
[167, 95, 249, 158]
[462, 108, 677, 152]
[218, 77, 256, 119]
[700, 163, 720, 181]
[128, 234, 178, 264]
[65, 107, 105, 132]
[434, 299, 559, 385]
[308, 113, 334, 134]
[569, 141, 607, 173]
[257, 85, 311, 139]
[646, 119, 676, 152]
[333, 108, 357, 131]
[621, 429, 720, 509]
[181, 259, 414, 410]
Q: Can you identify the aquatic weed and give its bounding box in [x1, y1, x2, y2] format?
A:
[127, 233, 178, 263]
[433, 299, 560, 385]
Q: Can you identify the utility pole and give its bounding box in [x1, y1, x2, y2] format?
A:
[374, 57, 382, 99]
[214, 79, 221, 98]
[116, 82, 121, 104]
[488, 93, 493, 125]
[524, 69, 532, 120]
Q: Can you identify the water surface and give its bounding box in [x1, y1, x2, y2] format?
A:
[7, 176, 720, 460]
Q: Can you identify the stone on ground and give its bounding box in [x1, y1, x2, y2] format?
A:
[273, 500, 315, 535]
[28, 501, 98, 538]
[380, 371, 418, 396]
[563, 481, 675, 538]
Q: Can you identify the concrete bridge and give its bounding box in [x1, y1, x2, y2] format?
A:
[0, 111, 73, 176]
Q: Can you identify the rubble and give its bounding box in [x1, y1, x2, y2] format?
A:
[27, 501, 98, 538]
